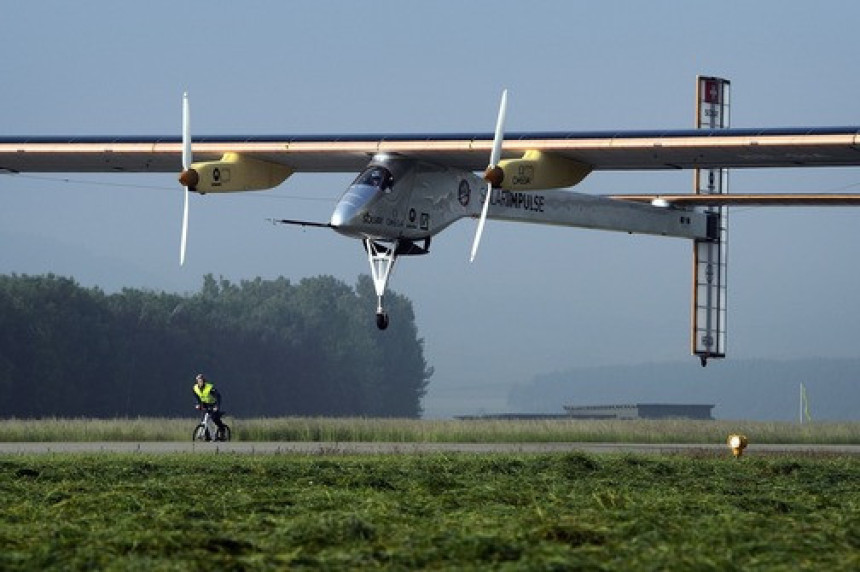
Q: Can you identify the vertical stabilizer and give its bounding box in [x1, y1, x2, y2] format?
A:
[692, 76, 730, 366]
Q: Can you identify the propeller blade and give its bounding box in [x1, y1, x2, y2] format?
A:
[489, 89, 507, 167]
[180, 187, 189, 266]
[182, 92, 191, 170]
[469, 182, 493, 262]
[469, 89, 508, 263]
[180, 91, 192, 265]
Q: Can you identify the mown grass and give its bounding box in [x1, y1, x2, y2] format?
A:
[0, 452, 858, 570]
[0, 416, 858, 444]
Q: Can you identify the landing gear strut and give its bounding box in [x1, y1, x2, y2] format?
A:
[366, 239, 398, 330]
[363, 237, 431, 330]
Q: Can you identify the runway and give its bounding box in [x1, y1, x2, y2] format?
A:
[1, 441, 858, 455]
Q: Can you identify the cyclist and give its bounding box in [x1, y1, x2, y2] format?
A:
[193, 373, 227, 438]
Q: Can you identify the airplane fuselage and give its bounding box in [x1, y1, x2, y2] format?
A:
[330, 154, 713, 243]
[330, 154, 480, 241]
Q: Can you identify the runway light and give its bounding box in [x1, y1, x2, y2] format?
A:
[727, 434, 748, 458]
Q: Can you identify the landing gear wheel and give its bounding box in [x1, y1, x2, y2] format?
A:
[376, 312, 389, 330]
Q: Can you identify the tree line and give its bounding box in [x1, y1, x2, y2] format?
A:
[0, 273, 432, 418]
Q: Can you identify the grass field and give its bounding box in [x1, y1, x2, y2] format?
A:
[1, 452, 858, 570]
[1, 416, 859, 444]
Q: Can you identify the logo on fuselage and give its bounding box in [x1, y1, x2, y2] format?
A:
[458, 180, 471, 207]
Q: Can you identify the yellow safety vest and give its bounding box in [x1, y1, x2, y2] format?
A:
[194, 382, 217, 404]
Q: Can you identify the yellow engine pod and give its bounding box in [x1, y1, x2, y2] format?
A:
[497, 150, 592, 191]
[191, 153, 293, 193]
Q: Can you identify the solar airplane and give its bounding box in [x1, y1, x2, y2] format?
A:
[3, 81, 860, 365]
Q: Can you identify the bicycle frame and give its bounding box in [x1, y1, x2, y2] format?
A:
[201, 411, 218, 439]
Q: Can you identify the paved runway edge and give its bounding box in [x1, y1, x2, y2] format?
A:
[1, 442, 858, 455]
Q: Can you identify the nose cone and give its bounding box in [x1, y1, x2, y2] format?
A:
[329, 201, 356, 232]
[330, 184, 373, 237]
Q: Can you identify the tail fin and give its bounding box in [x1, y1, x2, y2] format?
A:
[692, 208, 727, 366]
[692, 76, 731, 366]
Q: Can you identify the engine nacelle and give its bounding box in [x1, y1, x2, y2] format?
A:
[190, 153, 293, 193]
[498, 150, 592, 191]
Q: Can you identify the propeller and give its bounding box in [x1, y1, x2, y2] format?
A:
[470, 89, 508, 263]
[178, 92, 198, 266]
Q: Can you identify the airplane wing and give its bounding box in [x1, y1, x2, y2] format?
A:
[2, 126, 859, 174]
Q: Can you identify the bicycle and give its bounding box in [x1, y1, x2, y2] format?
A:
[192, 405, 231, 442]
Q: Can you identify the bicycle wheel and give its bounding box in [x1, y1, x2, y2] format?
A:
[216, 425, 231, 442]
[192, 424, 209, 441]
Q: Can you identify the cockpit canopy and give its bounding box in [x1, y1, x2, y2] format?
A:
[352, 166, 393, 192]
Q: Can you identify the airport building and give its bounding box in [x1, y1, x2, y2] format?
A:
[458, 403, 715, 421]
[564, 403, 714, 420]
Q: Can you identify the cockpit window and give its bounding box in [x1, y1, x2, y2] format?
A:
[353, 167, 393, 191]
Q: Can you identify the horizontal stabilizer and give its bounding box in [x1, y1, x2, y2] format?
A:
[273, 218, 332, 229]
[610, 193, 860, 206]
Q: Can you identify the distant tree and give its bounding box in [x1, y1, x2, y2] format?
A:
[0, 275, 114, 416]
[355, 275, 431, 417]
[0, 273, 433, 418]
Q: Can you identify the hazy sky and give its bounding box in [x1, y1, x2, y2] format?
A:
[2, 1, 860, 417]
